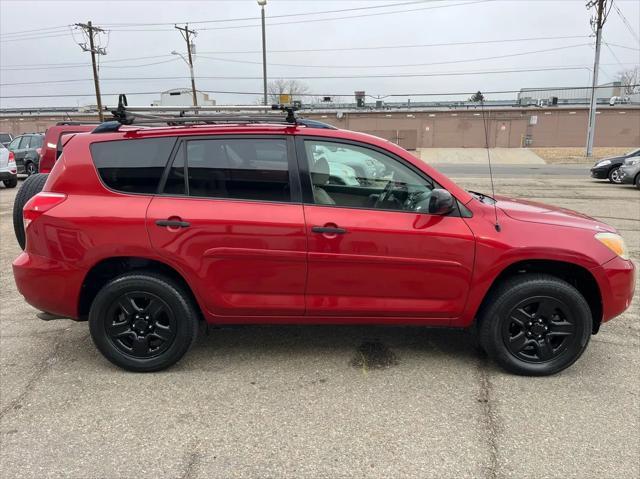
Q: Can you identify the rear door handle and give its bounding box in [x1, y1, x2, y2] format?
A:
[155, 219, 191, 228]
[311, 226, 347, 234]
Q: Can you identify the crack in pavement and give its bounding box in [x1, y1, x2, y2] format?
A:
[0, 329, 66, 419]
[477, 355, 500, 479]
[180, 449, 202, 479]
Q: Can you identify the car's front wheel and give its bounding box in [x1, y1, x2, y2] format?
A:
[608, 166, 622, 184]
[89, 272, 199, 372]
[635, 174, 640, 190]
[478, 274, 591, 376]
[3, 177, 17, 188]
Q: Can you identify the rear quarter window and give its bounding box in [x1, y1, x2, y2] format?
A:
[90, 137, 175, 194]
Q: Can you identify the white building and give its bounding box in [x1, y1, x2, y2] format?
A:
[152, 88, 216, 106]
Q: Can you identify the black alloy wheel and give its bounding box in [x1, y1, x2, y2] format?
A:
[89, 272, 199, 372]
[105, 292, 177, 359]
[479, 274, 591, 376]
[502, 297, 576, 363]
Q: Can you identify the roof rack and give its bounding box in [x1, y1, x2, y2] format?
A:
[92, 94, 336, 133]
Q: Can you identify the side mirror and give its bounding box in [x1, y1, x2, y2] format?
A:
[428, 189, 455, 215]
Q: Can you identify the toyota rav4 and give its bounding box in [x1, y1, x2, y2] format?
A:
[12, 113, 635, 375]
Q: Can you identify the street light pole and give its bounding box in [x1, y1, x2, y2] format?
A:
[258, 0, 268, 106]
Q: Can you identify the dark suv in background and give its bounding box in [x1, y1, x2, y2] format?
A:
[7, 133, 44, 176]
[0, 132, 13, 147]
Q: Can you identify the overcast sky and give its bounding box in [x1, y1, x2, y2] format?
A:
[1, 0, 639, 108]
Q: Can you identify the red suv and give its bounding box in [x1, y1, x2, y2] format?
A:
[12, 117, 635, 375]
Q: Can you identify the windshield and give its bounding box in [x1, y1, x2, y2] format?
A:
[626, 148, 640, 157]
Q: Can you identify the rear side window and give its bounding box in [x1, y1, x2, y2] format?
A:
[164, 138, 291, 202]
[18, 136, 31, 149]
[91, 138, 175, 194]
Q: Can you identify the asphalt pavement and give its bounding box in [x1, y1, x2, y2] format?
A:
[0, 165, 638, 479]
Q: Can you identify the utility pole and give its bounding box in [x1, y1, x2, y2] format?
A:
[258, 0, 268, 106]
[74, 21, 107, 121]
[585, 0, 609, 157]
[174, 24, 198, 107]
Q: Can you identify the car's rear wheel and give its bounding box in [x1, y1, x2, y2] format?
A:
[478, 274, 591, 376]
[12, 172, 48, 249]
[25, 161, 38, 176]
[608, 166, 622, 184]
[3, 177, 17, 188]
[89, 272, 199, 372]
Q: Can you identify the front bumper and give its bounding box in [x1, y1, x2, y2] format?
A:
[590, 167, 609, 179]
[13, 252, 85, 319]
[619, 165, 639, 185]
[591, 256, 636, 323]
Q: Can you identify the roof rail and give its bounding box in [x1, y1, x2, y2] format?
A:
[92, 93, 337, 133]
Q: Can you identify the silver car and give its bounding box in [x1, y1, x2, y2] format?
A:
[619, 155, 640, 190]
[0, 144, 18, 188]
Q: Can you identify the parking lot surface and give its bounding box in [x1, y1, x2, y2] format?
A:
[1, 167, 638, 479]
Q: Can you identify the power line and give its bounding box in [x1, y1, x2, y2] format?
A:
[199, 0, 492, 31]
[0, 36, 595, 72]
[0, 66, 606, 88]
[195, 43, 592, 69]
[0, 25, 70, 37]
[195, 35, 591, 55]
[612, 3, 640, 43]
[101, 0, 433, 27]
[2, 84, 637, 100]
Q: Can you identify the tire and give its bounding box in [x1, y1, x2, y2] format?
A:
[635, 174, 640, 190]
[12, 173, 48, 250]
[89, 272, 199, 372]
[608, 166, 622, 184]
[25, 161, 38, 176]
[478, 274, 591, 376]
[3, 177, 17, 188]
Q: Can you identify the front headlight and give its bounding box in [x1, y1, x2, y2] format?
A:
[628, 158, 640, 166]
[595, 159, 611, 167]
[595, 232, 629, 260]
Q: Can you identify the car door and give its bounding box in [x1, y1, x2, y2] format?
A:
[147, 135, 308, 318]
[298, 138, 476, 322]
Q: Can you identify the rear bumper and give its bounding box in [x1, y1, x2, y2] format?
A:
[591, 256, 636, 323]
[13, 252, 85, 319]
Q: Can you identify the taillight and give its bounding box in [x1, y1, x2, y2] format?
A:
[8, 151, 16, 174]
[23, 192, 67, 230]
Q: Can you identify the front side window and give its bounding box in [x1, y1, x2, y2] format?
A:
[305, 140, 435, 212]
[90, 137, 176, 194]
[165, 138, 291, 202]
[8, 137, 21, 150]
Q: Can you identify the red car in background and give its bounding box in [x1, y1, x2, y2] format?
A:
[11, 114, 635, 375]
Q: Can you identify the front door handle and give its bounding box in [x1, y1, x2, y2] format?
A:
[311, 226, 347, 234]
[155, 219, 191, 228]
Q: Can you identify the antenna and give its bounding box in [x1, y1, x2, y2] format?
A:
[479, 94, 501, 232]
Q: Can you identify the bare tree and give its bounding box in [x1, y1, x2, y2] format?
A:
[469, 91, 485, 102]
[619, 67, 640, 95]
[268, 79, 309, 103]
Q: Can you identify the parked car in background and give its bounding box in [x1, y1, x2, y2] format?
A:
[11, 123, 98, 249]
[590, 147, 640, 184]
[7, 133, 44, 176]
[11, 117, 635, 375]
[619, 156, 640, 189]
[0, 132, 13, 147]
[0, 144, 18, 188]
[38, 123, 97, 173]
